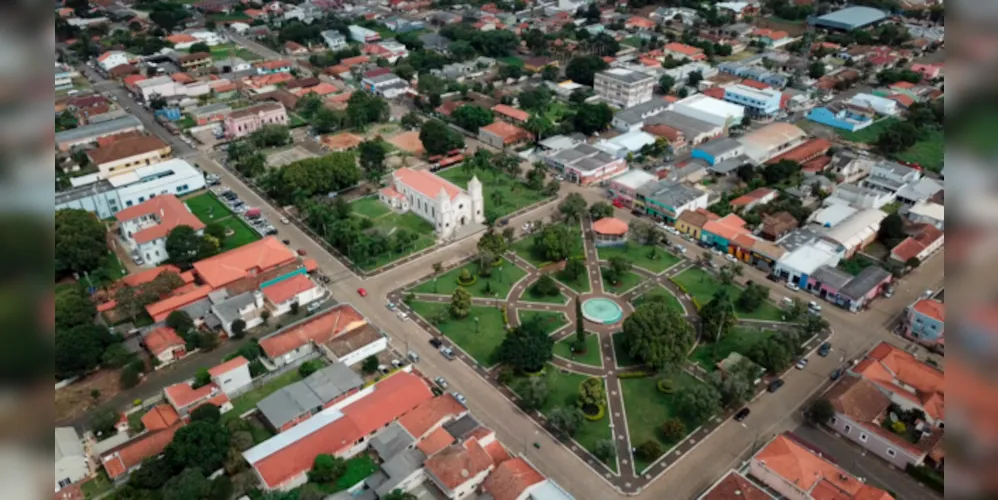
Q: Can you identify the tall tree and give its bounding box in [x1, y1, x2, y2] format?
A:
[565, 55, 609, 86]
[575, 296, 585, 346]
[700, 290, 737, 342]
[419, 119, 464, 155]
[495, 321, 553, 372]
[358, 140, 387, 184]
[549, 406, 584, 437]
[166, 225, 210, 269]
[55, 324, 112, 379]
[165, 421, 231, 473]
[452, 105, 494, 132]
[55, 209, 108, 277]
[450, 287, 472, 319]
[55, 288, 97, 331]
[571, 102, 613, 135]
[534, 224, 574, 261]
[622, 298, 695, 369]
[577, 377, 606, 408]
[559, 193, 588, 224]
[163, 469, 210, 500]
[675, 382, 722, 422]
[519, 376, 549, 411]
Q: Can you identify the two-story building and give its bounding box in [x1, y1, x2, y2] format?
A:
[86, 135, 172, 178]
[321, 30, 348, 50]
[905, 299, 945, 345]
[361, 72, 410, 98]
[224, 102, 288, 139]
[114, 194, 205, 266]
[723, 83, 781, 118]
[636, 180, 709, 223]
[175, 52, 213, 72]
[254, 59, 293, 75]
[544, 143, 628, 186]
[607, 169, 657, 209]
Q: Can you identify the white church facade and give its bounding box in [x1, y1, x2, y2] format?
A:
[378, 167, 485, 239]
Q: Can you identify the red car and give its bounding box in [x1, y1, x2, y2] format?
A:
[297, 249, 307, 256]
[357, 288, 367, 297]
[612, 198, 625, 209]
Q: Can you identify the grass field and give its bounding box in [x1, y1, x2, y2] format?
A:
[222, 370, 303, 423]
[602, 269, 642, 295]
[412, 258, 526, 299]
[631, 286, 685, 315]
[410, 302, 507, 366]
[597, 243, 680, 273]
[621, 373, 709, 472]
[185, 192, 261, 251]
[837, 118, 899, 144]
[314, 456, 379, 494]
[553, 333, 601, 367]
[518, 310, 569, 335]
[438, 165, 547, 219]
[501, 56, 524, 67]
[510, 226, 585, 268]
[612, 333, 642, 368]
[509, 368, 613, 468]
[523, 279, 569, 304]
[349, 198, 437, 270]
[897, 129, 944, 173]
[689, 326, 776, 372]
[672, 268, 784, 321]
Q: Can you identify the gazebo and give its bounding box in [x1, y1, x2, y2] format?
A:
[592, 217, 629, 247]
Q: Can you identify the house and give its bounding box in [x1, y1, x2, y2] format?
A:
[284, 41, 309, 55]
[750, 28, 792, 48]
[637, 180, 709, 223]
[164, 379, 231, 418]
[380, 168, 484, 239]
[100, 421, 181, 481]
[730, 188, 777, 212]
[175, 52, 213, 71]
[774, 238, 843, 288]
[114, 195, 205, 266]
[55, 427, 88, 492]
[254, 59, 293, 75]
[625, 16, 656, 31]
[193, 236, 299, 291]
[911, 63, 942, 80]
[594, 68, 655, 108]
[723, 84, 782, 117]
[895, 177, 943, 206]
[760, 211, 798, 241]
[824, 342, 944, 468]
[906, 201, 944, 230]
[698, 470, 774, 500]
[260, 272, 323, 316]
[97, 51, 129, 72]
[211, 291, 267, 337]
[321, 30, 347, 51]
[749, 433, 894, 500]
[675, 208, 719, 240]
[806, 102, 875, 132]
[739, 123, 807, 164]
[258, 303, 376, 369]
[543, 143, 628, 186]
[209, 356, 253, 397]
[86, 135, 172, 179]
[607, 169, 657, 209]
[243, 372, 434, 490]
[425, 439, 495, 498]
[905, 299, 944, 345]
[482, 457, 571, 500]
[224, 102, 288, 139]
[478, 121, 533, 150]
[361, 72, 410, 98]
[890, 223, 943, 266]
[837, 265, 893, 312]
[663, 42, 706, 61]
[862, 161, 922, 195]
[611, 99, 670, 132]
[645, 111, 723, 146]
[142, 327, 187, 364]
[257, 362, 365, 432]
[848, 93, 900, 116]
[491, 104, 529, 124]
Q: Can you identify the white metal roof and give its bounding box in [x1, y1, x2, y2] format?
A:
[610, 169, 656, 190]
[243, 407, 346, 465]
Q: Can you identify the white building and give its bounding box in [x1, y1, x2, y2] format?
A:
[379, 168, 485, 240]
[56, 159, 207, 219]
[56, 62, 78, 91]
[828, 183, 895, 210]
[321, 30, 347, 50]
[114, 194, 206, 266]
[670, 94, 746, 129]
[209, 356, 253, 397]
[190, 30, 225, 46]
[260, 272, 324, 316]
[55, 427, 88, 492]
[135, 76, 211, 101]
[595, 68, 655, 108]
[774, 239, 843, 288]
[907, 201, 944, 230]
[849, 93, 900, 116]
[97, 51, 129, 72]
[596, 130, 657, 159]
[348, 25, 380, 43]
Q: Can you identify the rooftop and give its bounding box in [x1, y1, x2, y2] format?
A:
[140, 404, 180, 431]
[259, 304, 367, 359]
[480, 121, 532, 143]
[481, 458, 546, 500]
[261, 273, 317, 304]
[854, 341, 944, 420]
[369, 422, 415, 460]
[597, 68, 655, 85]
[55, 115, 143, 144]
[193, 237, 297, 289]
[592, 217, 629, 236]
[208, 356, 249, 378]
[813, 6, 889, 30]
[699, 470, 774, 500]
[610, 169, 657, 190]
[912, 299, 945, 322]
[114, 195, 205, 245]
[143, 327, 185, 357]
[491, 104, 530, 122]
[394, 167, 464, 201]
[398, 394, 467, 439]
[424, 438, 494, 490]
[837, 264, 891, 301]
[101, 424, 181, 479]
[86, 135, 169, 165]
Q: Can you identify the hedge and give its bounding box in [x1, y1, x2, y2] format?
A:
[618, 371, 652, 379]
[657, 379, 676, 394]
[582, 404, 606, 421]
[906, 464, 943, 493]
[457, 275, 477, 286]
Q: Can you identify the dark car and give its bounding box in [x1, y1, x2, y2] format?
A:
[429, 338, 443, 348]
[767, 379, 785, 393]
[818, 343, 831, 357]
[766, 273, 781, 282]
[830, 368, 843, 380]
[734, 407, 751, 421]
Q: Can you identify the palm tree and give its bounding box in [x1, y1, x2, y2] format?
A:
[525, 115, 553, 144]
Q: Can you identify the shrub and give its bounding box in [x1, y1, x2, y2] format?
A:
[133, 399, 143, 407]
[298, 359, 323, 378]
[581, 404, 605, 421]
[660, 418, 686, 441]
[456, 268, 476, 286]
[906, 464, 944, 493]
[362, 355, 379, 374]
[618, 371, 652, 379]
[891, 420, 907, 434]
[636, 440, 664, 461]
[657, 379, 677, 394]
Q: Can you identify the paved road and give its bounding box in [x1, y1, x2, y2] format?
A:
[791, 424, 942, 500]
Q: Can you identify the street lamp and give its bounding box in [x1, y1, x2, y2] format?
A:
[475, 317, 480, 333]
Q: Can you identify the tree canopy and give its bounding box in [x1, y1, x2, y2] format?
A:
[571, 102, 613, 135]
[496, 319, 554, 372]
[559, 193, 588, 224]
[700, 290, 737, 343]
[452, 105, 494, 132]
[621, 298, 695, 369]
[165, 421, 231, 473]
[56, 209, 108, 278]
[533, 224, 575, 262]
[166, 225, 218, 270]
[346, 91, 389, 129]
[262, 152, 360, 205]
[565, 55, 608, 86]
[675, 382, 722, 422]
[420, 119, 465, 156]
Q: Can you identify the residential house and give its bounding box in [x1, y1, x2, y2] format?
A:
[905, 299, 945, 345]
[260, 272, 323, 316]
[97, 51, 129, 72]
[99, 420, 181, 482]
[478, 121, 533, 150]
[862, 161, 922, 196]
[175, 52, 212, 72]
[890, 223, 943, 266]
[258, 303, 380, 369]
[224, 102, 288, 139]
[906, 201, 944, 230]
[491, 104, 529, 125]
[254, 59, 293, 75]
[663, 42, 706, 61]
[675, 208, 719, 240]
[750, 28, 793, 48]
[257, 362, 365, 432]
[895, 177, 943, 207]
[607, 170, 657, 209]
[164, 379, 232, 418]
[424, 439, 495, 499]
[348, 25, 380, 43]
[637, 180, 709, 223]
[114, 195, 204, 266]
[55, 115, 144, 151]
[142, 327, 187, 365]
[760, 212, 798, 241]
[596, 131, 657, 159]
[848, 93, 900, 116]
[209, 356, 253, 397]
[55, 427, 89, 492]
[86, 135, 172, 179]
[362, 72, 410, 98]
[321, 30, 347, 50]
[809, 265, 856, 303]
[522, 56, 557, 72]
[730, 187, 777, 212]
[807, 102, 875, 132]
[284, 41, 310, 56]
[543, 143, 628, 186]
[697, 470, 774, 500]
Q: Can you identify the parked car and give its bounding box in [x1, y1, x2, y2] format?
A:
[408, 351, 419, 363]
[440, 346, 455, 360]
[280, 217, 290, 224]
[818, 343, 831, 357]
[397, 311, 408, 321]
[830, 368, 843, 380]
[377, 364, 389, 374]
[883, 287, 895, 298]
[434, 376, 447, 389]
[391, 359, 402, 369]
[808, 301, 822, 312]
[357, 288, 367, 297]
[785, 282, 800, 292]
[306, 301, 322, 313]
[429, 337, 443, 348]
[386, 302, 396, 311]
[452, 392, 467, 405]
[724, 254, 737, 262]
[734, 407, 751, 422]
[767, 379, 785, 392]
[795, 358, 809, 370]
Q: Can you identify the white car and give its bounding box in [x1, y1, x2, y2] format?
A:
[795, 358, 809, 370]
[397, 310, 409, 321]
[724, 254, 737, 262]
[280, 217, 290, 224]
[785, 282, 800, 292]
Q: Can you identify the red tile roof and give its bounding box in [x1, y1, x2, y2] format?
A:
[144, 327, 185, 357]
[700, 470, 773, 500]
[146, 285, 214, 323]
[398, 394, 467, 439]
[481, 458, 545, 500]
[912, 299, 944, 322]
[765, 138, 831, 165]
[890, 237, 924, 262]
[436, 100, 462, 116]
[480, 121, 532, 143]
[703, 214, 750, 241]
[208, 356, 249, 378]
[425, 438, 494, 490]
[854, 342, 944, 419]
[141, 404, 180, 431]
[55, 483, 84, 500]
[592, 217, 628, 236]
[491, 104, 530, 122]
[261, 274, 316, 304]
[702, 87, 726, 100]
[483, 439, 510, 466]
[259, 304, 366, 359]
[87, 135, 169, 165]
[741, 79, 771, 90]
[165, 381, 219, 409]
[394, 167, 463, 201]
[254, 59, 292, 70]
[364, 67, 392, 78]
[340, 55, 370, 67]
[730, 188, 776, 208]
[888, 93, 915, 108]
[252, 372, 433, 489]
[417, 427, 455, 456]
[101, 424, 181, 479]
[755, 434, 893, 500]
[664, 42, 704, 57]
[193, 237, 297, 289]
[114, 195, 204, 245]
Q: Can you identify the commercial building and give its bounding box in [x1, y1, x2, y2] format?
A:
[636, 180, 708, 222]
[812, 6, 889, 31]
[692, 137, 744, 166]
[594, 68, 655, 108]
[739, 123, 807, 164]
[837, 265, 893, 312]
[55, 158, 206, 219]
[905, 299, 945, 345]
[189, 102, 233, 125]
[675, 208, 719, 240]
[774, 239, 843, 288]
[722, 84, 782, 117]
[321, 30, 347, 50]
[611, 99, 670, 132]
[671, 94, 746, 129]
[55, 427, 88, 492]
[224, 102, 288, 139]
[477, 121, 533, 149]
[907, 200, 944, 230]
[379, 168, 485, 240]
[348, 25, 381, 43]
[86, 135, 172, 178]
[807, 102, 875, 132]
[821, 208, 886, 258]
[607, 169, 657, 209]
[848, 93, 900, 116]
[544, 143, 628, 186]
[174, 52, 213, 71]
[114, 194, 205, 266]
[645, 111, 724, 146]
[55, 115, 144, 151]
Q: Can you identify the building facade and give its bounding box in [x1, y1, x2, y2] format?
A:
[379, 168, 484, 240]
[594, 68, 655, 108]
[723, 84, 782, 117]
[224, 102, 288, 139]
[114, 194, 205, 266]
[55, 159, 206, 218]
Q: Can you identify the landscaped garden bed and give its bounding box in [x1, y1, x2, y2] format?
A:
[413, 258, 526, 298]
[410, 301, 507, 366]
[597, 243, 681, 273]
[671, 268, 784, 321]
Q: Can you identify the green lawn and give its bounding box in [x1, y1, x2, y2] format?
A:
[412, 258, 526, 299]
[597, 243, 681, 273]
[510, 226, 585, 268]
[313, 456, 378, 494]
[522, 280, 569, 304]
[622, 36, 644, 47]
[185, 193, 261, 251]
[672, 268, 784, 321]
[509, 368, 612, 467]
[289, 113, 308, 128]
[438, 165, 547, 219]
[837, 117, 900, 144]
[897, 129, 944, 173]
[631, 286, 685, 315]
[81, 470, 113, 499]
[217, 217, 262, 251]
[555, 270, 592, 294]
[621, 373, 709, 472]
[602, 269, 642, 295]
[501, 56, 524, 67]
[518, 310, 568, 335]
[611, 333, 642, 368]
[410, 302, 507, 366]
[222, 370, 304, 423]
[553, 333, 601, 367]
[176, 115, 196, 129]
[689, 326, 775, 372]
[348, 198, 438, 270]
[544, 101, 572, 124]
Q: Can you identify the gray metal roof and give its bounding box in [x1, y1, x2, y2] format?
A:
[838, 265, 892, 301]
[811, 265, 854, 290]
[370, 422, 415, 460]
[710, 154, 751, 175]
[257, 361, 364, 428]
[55, 177, 116, 204]
[211, 291, 255, 326]
[777, 227, 825, 252]
[179, 298, 214, 321]
[614, 100, 670, 126]
[189, 102, 232, 117]
[372, 448, 427, 497]
[55, 427, 83, 461]
[54, 115, 143, 144]
[443, 414, 481, 440]
[696, 137, 742, 157]
[646, 111, 718, 137]
[813, 6, 888, 30]
[638, 180, 705, 208]
[303, 362, 364, 404]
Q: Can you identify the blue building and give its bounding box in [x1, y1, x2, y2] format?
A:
[806, 103, 874, 132]
[723, 84, 782, 117]
[691, 137, 743, 166]
[154, 107, 182, 121]
[906, 299, 944, 344]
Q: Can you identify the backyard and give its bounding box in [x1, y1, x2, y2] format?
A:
[621, 373, 710, 472]
[349, 197, 437, 270]
[689, 326, 776, 372]
[597, 243, 681, 273]
[409, 302, 507, 367]
[631, 286, 685, 315]
[671, 268, 784, 321]
[438, 164, 547, 219]
[184, 192, 261, 252]
[544, 101, 572, 124]
[221, 369, 303, 423]
[312, 455, 379, 494]
[412, 258, 527, 299]
[553, 333, 601, 367]
[509, 368, 613, 469]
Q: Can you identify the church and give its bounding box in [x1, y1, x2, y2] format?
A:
[379, 167, 485, 239]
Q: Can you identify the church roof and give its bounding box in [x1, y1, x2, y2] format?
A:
[394, 168, 463, 201]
